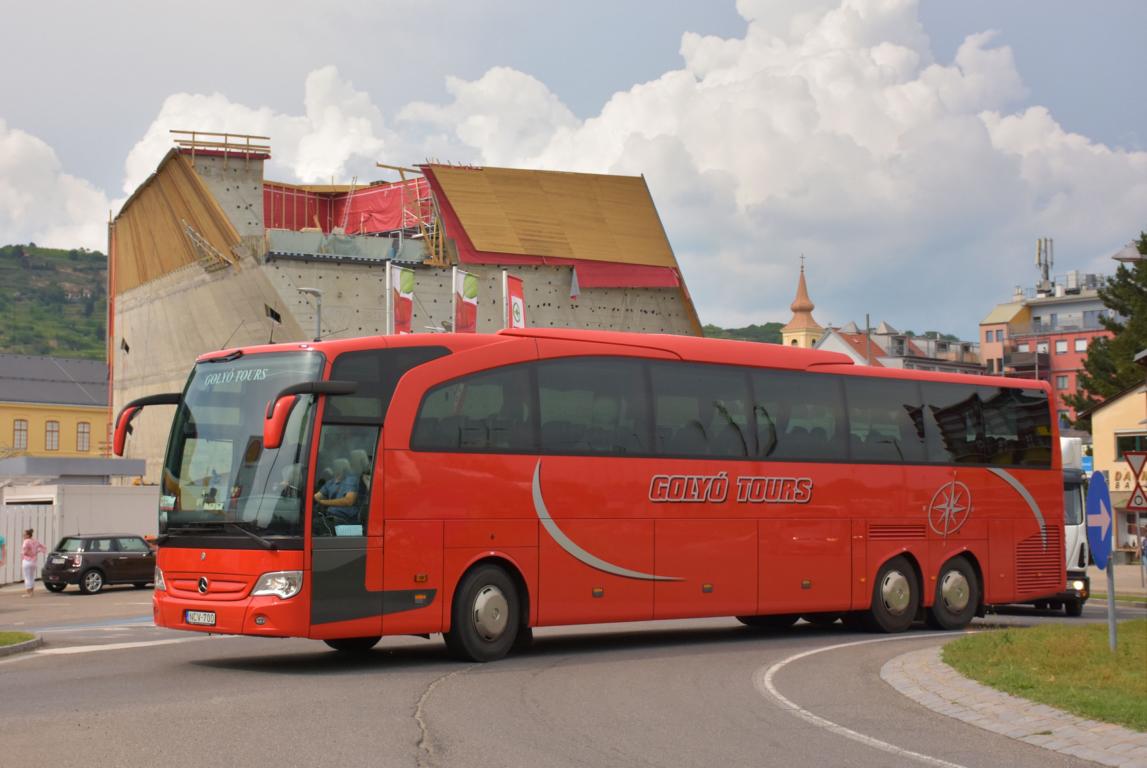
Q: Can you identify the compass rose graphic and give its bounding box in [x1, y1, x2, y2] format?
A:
[928, 480, 972, 536]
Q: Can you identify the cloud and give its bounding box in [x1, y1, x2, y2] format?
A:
[23, 0, 1143, 335]
[0, 119, 111, 251]
[121, 66, 394, 195]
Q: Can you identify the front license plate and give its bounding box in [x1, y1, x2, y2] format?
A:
[185, 610, 216, 626]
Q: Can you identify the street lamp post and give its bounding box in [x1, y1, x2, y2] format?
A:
[297, 287, 323, 341]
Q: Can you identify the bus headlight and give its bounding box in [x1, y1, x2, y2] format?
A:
[155, 567, 166, 591]
[251, 571, 303, 599]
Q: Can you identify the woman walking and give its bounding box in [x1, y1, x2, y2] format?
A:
[21, 529, 47, 597]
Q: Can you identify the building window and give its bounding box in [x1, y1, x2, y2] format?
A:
[984, 330, 991, 343]
[997, 358, 1003, 372]
[1018, 343, 1030, 353]
[994, 329, 1003, 342]
[1036, 341, 1049, 354]
[1056, 375, 1069, 390]
[1055, 339, 1067, 354]
[13, 419, 28, 450]
[45, 421, 60, 451]
[986, 359, 994, 374]
[1116, 434, 1147, 460]
[77, 422, 91, 452]
[1074, 338, 1087, 352]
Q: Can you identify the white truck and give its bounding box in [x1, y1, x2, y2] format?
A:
[1033, 436, 1089, 616]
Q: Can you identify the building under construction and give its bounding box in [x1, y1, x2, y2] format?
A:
[109, 131, 701, 479]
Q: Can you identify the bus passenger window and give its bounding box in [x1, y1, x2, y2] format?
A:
[650, 362, 753, 458]
[843, 377, 926, 463]
[537, 358, 650, 456]
[752, 370, 846, 461]
[411, 365, 537, 454]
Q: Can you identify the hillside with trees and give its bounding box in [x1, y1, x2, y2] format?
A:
[0, 243, 107, 359]
[703, 323, 784, 344]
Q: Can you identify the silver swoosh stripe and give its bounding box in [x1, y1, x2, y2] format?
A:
[987, 467, 1047, 549]
[532, 460, 682, 582]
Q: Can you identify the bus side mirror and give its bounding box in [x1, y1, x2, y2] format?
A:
[263, 380, 359, 450]
[263, 395, 298, 450]
[113, 393, 182, 456]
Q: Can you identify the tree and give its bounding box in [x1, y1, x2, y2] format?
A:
[1065, 231, 1147, 427]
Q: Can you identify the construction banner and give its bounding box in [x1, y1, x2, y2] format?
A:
[452, 267, 479, 333]
[503, 271, 526, 329]
[387, 263, 414, 334]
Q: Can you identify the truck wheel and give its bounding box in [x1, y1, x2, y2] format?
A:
[444, 564, 520, 662]
[926, 557, 979, 630]
[1064, 599, 1084, 617]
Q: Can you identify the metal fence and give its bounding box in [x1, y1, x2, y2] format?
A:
[1, 504, 60, 586]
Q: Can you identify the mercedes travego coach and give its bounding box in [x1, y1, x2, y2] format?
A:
[115, 329, 1064, 661]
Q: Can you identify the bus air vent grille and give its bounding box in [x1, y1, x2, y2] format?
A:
[1015, 526, 1063, 595]
[868, 524, 926, 540]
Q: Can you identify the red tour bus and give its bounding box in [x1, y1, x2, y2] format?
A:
[115, 329, 1063, 661]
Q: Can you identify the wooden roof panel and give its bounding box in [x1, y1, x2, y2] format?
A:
[430, 166, 676, 267]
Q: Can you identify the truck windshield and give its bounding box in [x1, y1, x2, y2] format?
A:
[1063, 483, 1084, 526]
[160, 351, 324, 538]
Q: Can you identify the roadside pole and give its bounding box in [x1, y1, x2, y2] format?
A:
[1086, 472, 1116, 653]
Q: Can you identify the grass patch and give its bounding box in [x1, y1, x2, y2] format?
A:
[0, 631, 35, 647]
[1089, 593, 1147, 605]
[943, 620, 1147, 732]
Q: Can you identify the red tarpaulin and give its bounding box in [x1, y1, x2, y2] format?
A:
[264, 177, 431, 234]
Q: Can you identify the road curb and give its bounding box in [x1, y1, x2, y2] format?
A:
[882, 645, 1147, 768]
[0, 634, 44, 657]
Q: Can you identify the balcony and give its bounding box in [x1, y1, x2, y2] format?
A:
[1003, 346, 1050, 373]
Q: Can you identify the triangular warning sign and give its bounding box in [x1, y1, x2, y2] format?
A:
[1126, 451, 1147, 477]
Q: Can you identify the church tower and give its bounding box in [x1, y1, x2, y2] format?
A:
[781, 259, 823, 348]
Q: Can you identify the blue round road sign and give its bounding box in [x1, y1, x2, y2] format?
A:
[1085, 471, 1114, 570]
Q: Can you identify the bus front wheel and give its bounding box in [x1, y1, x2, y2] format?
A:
[444, 564, 520, 662]
[863, 556, 918, 633]
[926, 557, 979, 630]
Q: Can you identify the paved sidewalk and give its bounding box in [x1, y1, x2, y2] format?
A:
[1088, 564, 1147, 598]
[883, 647, 1147, 768]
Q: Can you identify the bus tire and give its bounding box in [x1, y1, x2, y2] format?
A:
[863, 556, 917, 633]
[736, 614, 798, 630]
[444, 564, 519, 662]
[324, 636, 380, 653]
[926, 557, 979, 630]
[1064, 599, 1084, 617]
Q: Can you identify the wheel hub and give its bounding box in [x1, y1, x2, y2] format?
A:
[881, 570, 910, 615]
[472, 585, 508, 641]
[940, 570, 970, 612]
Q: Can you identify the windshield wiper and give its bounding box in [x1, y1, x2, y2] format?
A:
[225, 522, 278, 551]
[160, 521, 278, 550]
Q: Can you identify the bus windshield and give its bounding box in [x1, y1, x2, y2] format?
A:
[160, 351, 324, 538]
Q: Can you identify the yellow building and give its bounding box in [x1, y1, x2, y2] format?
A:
[0, 355, 108, 459]
[780, 261, 823, 348]
[1086, 363, 1147, 558]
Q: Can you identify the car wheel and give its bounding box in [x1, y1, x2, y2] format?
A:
[1064, 599, 1084, 617]
[736, 614, 799, 629]
[79, 569, 105, 595]
[444, 564, 520, 662]
[44, 582, 67, 593]
[925, 557, 979, 630]
[863, 556, 918, 633]
[324, 637, 381, 653]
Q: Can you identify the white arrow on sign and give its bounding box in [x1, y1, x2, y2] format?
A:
[1088, 497, 1111, 539]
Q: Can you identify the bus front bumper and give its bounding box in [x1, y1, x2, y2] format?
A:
[153, 591, 309, 638]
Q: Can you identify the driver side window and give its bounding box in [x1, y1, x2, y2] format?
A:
[312, 423, 377, 537]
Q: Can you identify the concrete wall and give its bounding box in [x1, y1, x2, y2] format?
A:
[1, 484, 159, 585]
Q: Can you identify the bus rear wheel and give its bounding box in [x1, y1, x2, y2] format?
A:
[863, 556, 918, 633]
[926, 557, 979, 630]
[444, 564, 520, 662]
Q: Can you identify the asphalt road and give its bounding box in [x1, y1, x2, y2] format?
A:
[0, 588, 1140, 768]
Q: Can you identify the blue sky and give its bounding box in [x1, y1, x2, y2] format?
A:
[1, 0, 1144, 338]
